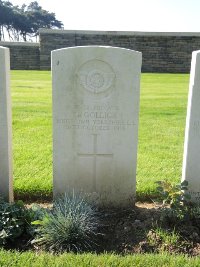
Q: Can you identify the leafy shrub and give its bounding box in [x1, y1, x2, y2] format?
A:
[0, 200, 31, 246]
[31, 193, 100, 252]
[155, 180, 191, 225]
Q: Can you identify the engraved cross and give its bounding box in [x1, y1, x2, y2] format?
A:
[77, 134, 113, 190]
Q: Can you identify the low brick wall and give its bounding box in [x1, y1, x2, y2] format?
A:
[39, 29, 200, 73]
[0, 42, 40, 70]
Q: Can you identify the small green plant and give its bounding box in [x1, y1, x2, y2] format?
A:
[147, 227, 182, 252]
[156, 180, 191, 225]
[26, 204, 49, 237]
[31, 193, 100, 252]
[0, 200, 31, 246]
[156, 180, 191, 208]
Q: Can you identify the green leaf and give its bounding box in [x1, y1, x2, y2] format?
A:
[156, 186, 163, 192]
[181, 186, 189, 190]
[31, 220, 43, 226]
[181, 180, 189, 186]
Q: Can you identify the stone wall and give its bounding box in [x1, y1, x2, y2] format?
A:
[39, 29, 200, 73]
[2, 30, 200, 72]
[0, 42, 40, 70]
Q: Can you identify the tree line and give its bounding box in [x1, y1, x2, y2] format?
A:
[0, 0, 63, 41]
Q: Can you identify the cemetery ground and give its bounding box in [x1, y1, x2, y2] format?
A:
[2, 70, 200, 266]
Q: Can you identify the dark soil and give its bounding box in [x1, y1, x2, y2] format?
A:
[96, 202, 200, 256]
[4, 202, 200, 256]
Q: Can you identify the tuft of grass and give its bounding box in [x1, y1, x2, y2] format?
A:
[147, 228, 181, 251]
[31, 193, 99, 252]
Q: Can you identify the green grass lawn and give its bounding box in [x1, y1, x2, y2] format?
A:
[138, 73, 189, 199]
[11, 71, 189, 200]
[12, 71, 52, 199]
[1, 250, 200, 267]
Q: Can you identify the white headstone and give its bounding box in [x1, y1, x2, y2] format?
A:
[0, 47, 13, 202]
[52, 46, 142, 207]
[182, 50, 200, 202]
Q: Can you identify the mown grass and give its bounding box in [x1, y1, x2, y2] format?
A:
[11, 71, 52, 199]
[137, 73, 189, 199]
[0, 250, 200, 267]
[11, 71, 189, 200]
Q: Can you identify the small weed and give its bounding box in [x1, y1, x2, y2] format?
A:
[155, 180, 192, 226]
[147, 227, 182, 252]
[155, 180, 191, 208]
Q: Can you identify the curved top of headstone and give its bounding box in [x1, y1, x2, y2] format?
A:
[52, 45, 141, 55]
[0, 46, 8, 49]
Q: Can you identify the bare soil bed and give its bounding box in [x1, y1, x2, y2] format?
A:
[97, 202, 200, 256]
[4, 202, 200, 256]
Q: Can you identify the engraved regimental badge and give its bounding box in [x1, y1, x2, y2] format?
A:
[77, 59, 115, 95]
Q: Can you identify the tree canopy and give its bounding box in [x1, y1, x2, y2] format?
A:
[0, 0, 63, 41]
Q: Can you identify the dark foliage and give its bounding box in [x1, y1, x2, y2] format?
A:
[0, 0, 63, 41]
[0, 199, 31, 246]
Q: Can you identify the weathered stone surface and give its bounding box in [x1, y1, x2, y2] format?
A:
[52, 46, 142, 207]
[0, 46, 13, 202]
[182, 50, 200, 203]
